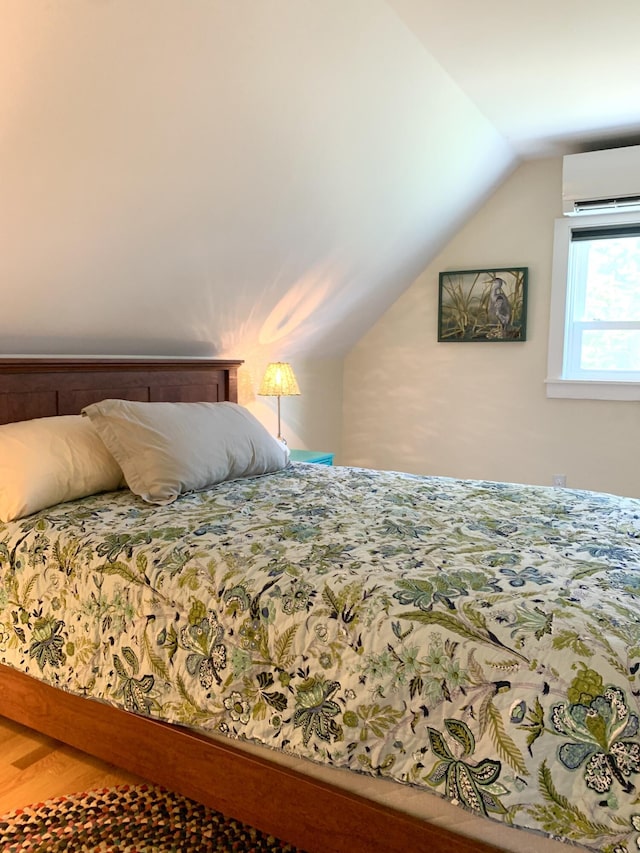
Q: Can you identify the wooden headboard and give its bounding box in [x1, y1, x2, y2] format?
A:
[0, 358, 243, 425]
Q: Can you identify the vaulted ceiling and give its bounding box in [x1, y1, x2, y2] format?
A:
[1, 1, 639, 360]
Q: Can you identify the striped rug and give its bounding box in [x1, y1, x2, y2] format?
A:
[0, 783, 303, 852]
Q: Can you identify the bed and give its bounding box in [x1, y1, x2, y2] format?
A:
[0, 358, 639, 853]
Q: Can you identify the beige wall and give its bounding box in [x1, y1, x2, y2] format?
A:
[343, 157, 640, 498]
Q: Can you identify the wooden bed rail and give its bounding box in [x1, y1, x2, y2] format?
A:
[1, 666, 502, 853]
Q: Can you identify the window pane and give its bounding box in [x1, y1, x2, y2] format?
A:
[549, 213, 640, 397]
[581, 329, 640, 371]
[582, 237, 640, 321]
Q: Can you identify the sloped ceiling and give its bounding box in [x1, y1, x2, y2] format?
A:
[1, 1, 638, 361]
[390, 0, 640, 157]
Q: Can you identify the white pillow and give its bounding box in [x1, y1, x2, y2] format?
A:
[0, 415, 123, 523]
[82, 400, 289, 505]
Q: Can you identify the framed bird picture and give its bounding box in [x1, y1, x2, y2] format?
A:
[437, 267, 528, 342]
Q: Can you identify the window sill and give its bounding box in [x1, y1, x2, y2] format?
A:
[545, 378, 640, 401]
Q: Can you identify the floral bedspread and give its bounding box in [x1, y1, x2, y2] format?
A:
[1, 464, 639, 850]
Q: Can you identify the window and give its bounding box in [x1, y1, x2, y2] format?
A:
[546, 211, 640, 400]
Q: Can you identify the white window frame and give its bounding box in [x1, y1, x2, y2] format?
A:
[546, 210, 640, 400]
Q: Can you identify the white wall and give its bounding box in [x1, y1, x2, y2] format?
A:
[343, 157, 640, 498]
[0, 0, 512, 361]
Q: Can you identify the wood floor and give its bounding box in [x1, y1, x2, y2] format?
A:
[0, 714, 147, 814]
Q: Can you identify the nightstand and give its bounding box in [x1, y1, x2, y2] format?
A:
[290, 449, 334, 466]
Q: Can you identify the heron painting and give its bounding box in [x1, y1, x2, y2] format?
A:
[438, 266, 527, 342]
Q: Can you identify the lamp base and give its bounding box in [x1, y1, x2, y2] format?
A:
[276, 397, 286, 445]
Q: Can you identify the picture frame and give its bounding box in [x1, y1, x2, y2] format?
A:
[438, 267, 528, 342]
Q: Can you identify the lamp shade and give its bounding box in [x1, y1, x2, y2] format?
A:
[258, 362, 300, 397]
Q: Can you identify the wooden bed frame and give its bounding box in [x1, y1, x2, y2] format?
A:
[0, 358, 501, 853]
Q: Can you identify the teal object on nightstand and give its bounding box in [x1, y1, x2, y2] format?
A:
[290, 449, 334, 466]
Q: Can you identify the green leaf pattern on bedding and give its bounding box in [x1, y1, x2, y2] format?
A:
[1, 464, 640, 851]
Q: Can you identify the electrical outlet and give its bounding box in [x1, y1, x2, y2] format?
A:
[552, 474, 567, 487]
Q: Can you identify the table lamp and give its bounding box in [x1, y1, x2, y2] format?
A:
[258, 362, 300, 443]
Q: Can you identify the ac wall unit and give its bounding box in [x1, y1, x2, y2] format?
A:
[562, 144, 640, 215]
